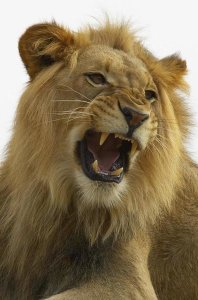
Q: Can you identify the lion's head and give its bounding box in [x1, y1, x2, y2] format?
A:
[8, 20, 189, 243]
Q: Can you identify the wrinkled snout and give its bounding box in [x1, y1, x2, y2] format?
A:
[118, 103, 149, 138]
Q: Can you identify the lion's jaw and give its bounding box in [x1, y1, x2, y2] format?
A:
[65, 87, 157, 210]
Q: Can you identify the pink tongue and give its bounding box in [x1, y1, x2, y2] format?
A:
[92, 150, 120, 171]
[86, 133, 121, 171]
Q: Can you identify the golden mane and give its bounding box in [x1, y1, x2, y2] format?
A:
[0, 20, 197, 300]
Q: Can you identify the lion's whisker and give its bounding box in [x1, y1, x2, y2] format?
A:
[51, 112, 94, 116]
[58, 85, 92, 101]
[155, 137, 169, 152]
[51, 99, 90, 104]
[156, 133, 170, 142]
[146, 143, 162, 158]
[49, 116, 89, 123]
[152, 143, 164, 157]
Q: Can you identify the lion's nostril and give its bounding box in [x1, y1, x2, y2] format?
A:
[120, 105, 149, 128]
[121, 107, 133, 121]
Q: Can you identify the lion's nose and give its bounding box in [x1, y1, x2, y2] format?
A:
[120, 106, 149, 137]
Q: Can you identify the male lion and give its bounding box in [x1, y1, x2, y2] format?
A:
[0, 19, 198, 300]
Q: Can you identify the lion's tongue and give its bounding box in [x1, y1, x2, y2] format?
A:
[93, 149, 120, 171]
[86, 133, 120, 171]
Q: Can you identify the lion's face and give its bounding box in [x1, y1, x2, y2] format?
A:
[55, 45, 158, 206]
[17, 22, 189, 222]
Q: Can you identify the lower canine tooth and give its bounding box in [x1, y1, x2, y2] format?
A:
[111, 167, 123, 176]
[92, 160, 99, 173]
[131, 140, 138, 156]
[100, 132, 109, 146]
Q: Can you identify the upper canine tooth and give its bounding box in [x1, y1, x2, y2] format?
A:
[100, 132, 109, 146]
[131, 140, 138, 156]
[92, 160, 99, 173]
[111, 167, 123, 176]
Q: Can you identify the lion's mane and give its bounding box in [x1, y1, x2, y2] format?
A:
[0, 20, 197, 300]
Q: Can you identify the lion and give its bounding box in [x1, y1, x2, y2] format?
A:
[0, 19, 198, 300]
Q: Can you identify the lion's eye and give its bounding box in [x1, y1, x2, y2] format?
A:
[85, 73, 107, 86]
[145, 90, 157, 101]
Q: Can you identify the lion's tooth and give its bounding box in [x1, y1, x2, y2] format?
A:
[115, 134, 122, 140]
[92, 160, 99, 173]
[111, 167, 123, 176]
[131, 140, 138, 156]
[114, 134, 132, 142]
[100, 132, 109, 146]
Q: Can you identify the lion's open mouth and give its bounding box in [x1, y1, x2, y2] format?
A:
[77, 130, 139, 183]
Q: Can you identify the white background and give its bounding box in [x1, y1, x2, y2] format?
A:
[0, 0, 198, 162]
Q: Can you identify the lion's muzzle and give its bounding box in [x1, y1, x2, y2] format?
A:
[118, 102, 149, 138]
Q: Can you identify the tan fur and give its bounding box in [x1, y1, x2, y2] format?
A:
[0, 20, 197, 300]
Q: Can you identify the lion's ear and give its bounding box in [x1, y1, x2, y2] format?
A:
[153, 54, 188, 91]
[19, 22, 76, 79]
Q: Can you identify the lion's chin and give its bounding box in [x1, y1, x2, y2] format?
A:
[74, 168, 128, 208]
[76, 129, 139, 184]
